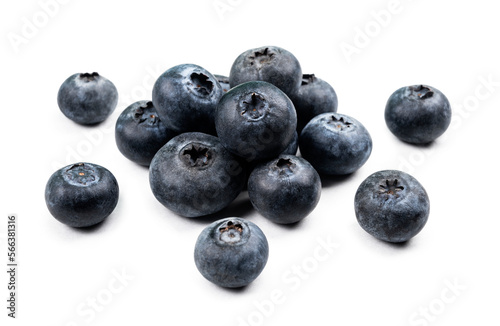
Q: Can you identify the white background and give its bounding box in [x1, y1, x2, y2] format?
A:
[1, 0, 499, 325]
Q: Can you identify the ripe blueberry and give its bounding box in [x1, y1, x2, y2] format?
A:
[152, 64, 223, 135]
[215, 81, 297, 162]
[248, 155, 321, 224]
[57, 72, 118, 125]
[289, 74, 338, 133]
[194, 217, 269, 288]
[45, 162, 119, 228]
[149, 132, 246, 218]
[229, 46, 302, 97]
[299, 112, 372, 175]
[354, 170, 430, 243]
[385, 84, 452, 144]
[115, 100, 176, 166]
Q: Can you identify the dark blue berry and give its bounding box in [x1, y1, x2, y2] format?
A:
[385, 85, 452, 144]
[115, 100, 176, 166]
[229, 46, 302, 97]
[248, 155, 321, 224]
[354, 170, 430, 243]
[57, 72, 118, 125]
[299, 112, 372, 175]
[289, 74, 338, 133]
[149, 132, 246, 217]
[215, 81, 297, 163]
[45, 163, 119, 227]
[194, 217, 269, 288]
[152, 64, 223, 135]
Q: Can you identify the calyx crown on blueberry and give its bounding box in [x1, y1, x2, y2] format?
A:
[409, 85, 434, 99]
[63, 163, 99, 186]
[133, 101, 160, 125]
[326, 114, 353, 131]
[180, 143, 213, 168]
[79, 72, 99, 81]
[378, 179, 404, 200]
[274, 157, 295, 176]
[217, 220, 246, 244]
[239, 92, 268, 120]
[248, 47, 275, 67]
[187, 72, 214, 97]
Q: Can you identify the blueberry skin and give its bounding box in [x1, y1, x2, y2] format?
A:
[289, 74, 338, 133]
[385, 85, 452, 144]
[45, 163, 119, 228]
[299, 113, 372, 175]
[215, 81, 297, 162]
[57, 72, 118, 125]
[214, 74, 231, 93]
[248, 155, 321, 224]
[229, 46, 302, 98]
[149, 132, 246, 218]
[354, 170, 430, 243]
[152, 64, 223, 135]
[194, 217, 269, 288]
[115, 100, 176, 166]
[281, 131, 299, 156]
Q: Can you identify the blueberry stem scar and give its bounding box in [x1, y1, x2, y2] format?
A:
[219, 221, 243, 233]
[378, 179, 404, 200]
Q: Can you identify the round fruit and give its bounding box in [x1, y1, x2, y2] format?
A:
[194, 217, 269, 288]
[57, 72, 118, 125]
[354, 170, 430, 243]
[385, 84, 452, 144]
[45, 162, 119, 227]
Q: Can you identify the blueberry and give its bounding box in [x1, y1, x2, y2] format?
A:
[152, 64, 223, 135]
[57, 72, 118, 125]
[229, 46, 302, 97]
[215, 81, 297, 162]
[354, 170, 430, 243]
[299, 112, 372, 175]
[115, 100, 176, 166]
[194, 217, 269, 288]
[248, 155, 321, 224]
[385, 85, 452, 144]
[289, 74, 338, 133]
[149, 132, 246, 217]
[45, 163, 119, 228]
[281, 131, 299, 156]
[214, 74, 231, 93]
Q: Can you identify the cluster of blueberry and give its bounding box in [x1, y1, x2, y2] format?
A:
[46, 45, 451, 288]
